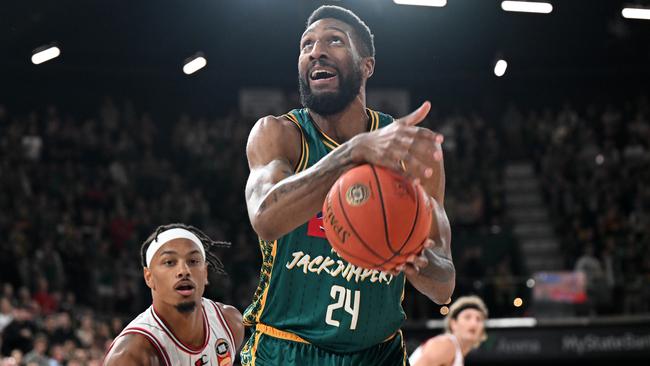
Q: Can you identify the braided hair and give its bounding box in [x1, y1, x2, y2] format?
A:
[140, 223, 230, 276]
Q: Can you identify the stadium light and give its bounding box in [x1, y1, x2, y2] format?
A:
[494, 59, 508, 77]
[439, 306, 449, 315]
[526, 278, 536, 288]
[183, 54, 207, 75]
[31, 46, 61, 65]
[513, 297, 523, 307]
[622, 7, 650, 20]
[393, 0, 447, 8]
[501, 1, 553, 14]
[487, 317, 537, 328]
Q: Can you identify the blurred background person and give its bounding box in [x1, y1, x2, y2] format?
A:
[409, 296, 488, 366]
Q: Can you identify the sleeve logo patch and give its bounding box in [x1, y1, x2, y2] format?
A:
[307, 211, 326, 238]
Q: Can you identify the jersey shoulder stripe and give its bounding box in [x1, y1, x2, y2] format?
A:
[121, 327, 172, 366]
[283, 113, 309, 172]
[210, 300, 236, 353]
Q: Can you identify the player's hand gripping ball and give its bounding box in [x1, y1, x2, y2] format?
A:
[322, 164, 433, 271]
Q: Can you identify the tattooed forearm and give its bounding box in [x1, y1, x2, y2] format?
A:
[260, 144, 355, 208]
[250, 143, 358, 240]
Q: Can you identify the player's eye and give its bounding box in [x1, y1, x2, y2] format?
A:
[164, 260, 175, 266]
[330, 37, 343, 45]
[301, 40, 313, 50]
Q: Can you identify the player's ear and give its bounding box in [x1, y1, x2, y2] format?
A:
[362, 57, 375, 79]
[449, 318, 457, 333]
[204, 263, 209, 285]
[144, 267, 155, 290]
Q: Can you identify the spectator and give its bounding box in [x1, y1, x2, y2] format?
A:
[0, 298, 14, 333]
[32, 279, 57, 316]
[22, 334, 50, 366]
[75, 314, 95, 348]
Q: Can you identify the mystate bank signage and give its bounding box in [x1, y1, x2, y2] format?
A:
[405, 319, 650, 362]
[469, 325, 650, 362]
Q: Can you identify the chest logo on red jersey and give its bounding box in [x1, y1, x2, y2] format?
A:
[307, 211, 326, 239]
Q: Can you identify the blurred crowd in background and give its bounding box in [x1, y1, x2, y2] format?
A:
[1, 94, 649, 364]
[522, 98, 650, 314]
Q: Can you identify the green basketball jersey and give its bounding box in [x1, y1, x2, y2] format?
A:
[243, 108, 407, 353]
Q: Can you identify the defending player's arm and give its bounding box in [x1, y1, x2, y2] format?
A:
[246, 102, 440, 241]
[103, 334, 162, 366]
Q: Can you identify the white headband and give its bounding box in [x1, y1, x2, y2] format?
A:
[145, 228, 206, 267]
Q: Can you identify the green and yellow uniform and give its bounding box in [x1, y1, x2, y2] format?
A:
[241, 108, 409, 366]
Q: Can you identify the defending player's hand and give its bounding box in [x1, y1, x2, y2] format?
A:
[350, 101, 444, 183]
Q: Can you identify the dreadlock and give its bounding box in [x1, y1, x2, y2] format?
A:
[140, 223, 230, 276]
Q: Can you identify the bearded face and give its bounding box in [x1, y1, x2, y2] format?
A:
[298, 19, 367, 116]
[299, 58, 362, 116]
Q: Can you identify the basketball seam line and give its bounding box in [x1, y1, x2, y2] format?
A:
[395, 186, 421, 257]
[369, 165, 395, 253]
[335, 177, 389, 267]
[373, 173, 423, 268]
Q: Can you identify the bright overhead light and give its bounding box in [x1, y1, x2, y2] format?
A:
[526, 278, 535, 288]
[501, 1, 553, 14]
[486, 317, 537, 328]
[183, 55, 207, 75]
[393, 0, 447, 8]
[622, 7, 650, 20]
[31, 46, 61, 65]
[494, 59, 508, 77]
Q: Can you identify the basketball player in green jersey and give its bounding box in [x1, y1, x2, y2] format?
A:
[241, 5, 454, 365]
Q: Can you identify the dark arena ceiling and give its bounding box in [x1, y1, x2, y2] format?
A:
[2, 0, 649, 111]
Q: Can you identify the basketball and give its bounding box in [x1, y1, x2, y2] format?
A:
[322, 164, 433, 271]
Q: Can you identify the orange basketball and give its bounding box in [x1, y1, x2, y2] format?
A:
[322, 164, 433, 271]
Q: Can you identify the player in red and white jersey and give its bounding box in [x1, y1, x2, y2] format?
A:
[409, 296, 487, 366]
[104, 223, 244, 366]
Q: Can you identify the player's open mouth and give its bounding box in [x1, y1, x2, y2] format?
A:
[309, 67, 338, 86]
[174, 281, 195, 296]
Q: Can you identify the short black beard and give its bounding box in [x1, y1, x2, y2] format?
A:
[175, 301, 197, 314]
[299, 61, 362, 116]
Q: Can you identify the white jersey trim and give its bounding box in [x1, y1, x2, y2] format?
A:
[149, 304, 210, 354]
[211, 300, 236, 356]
